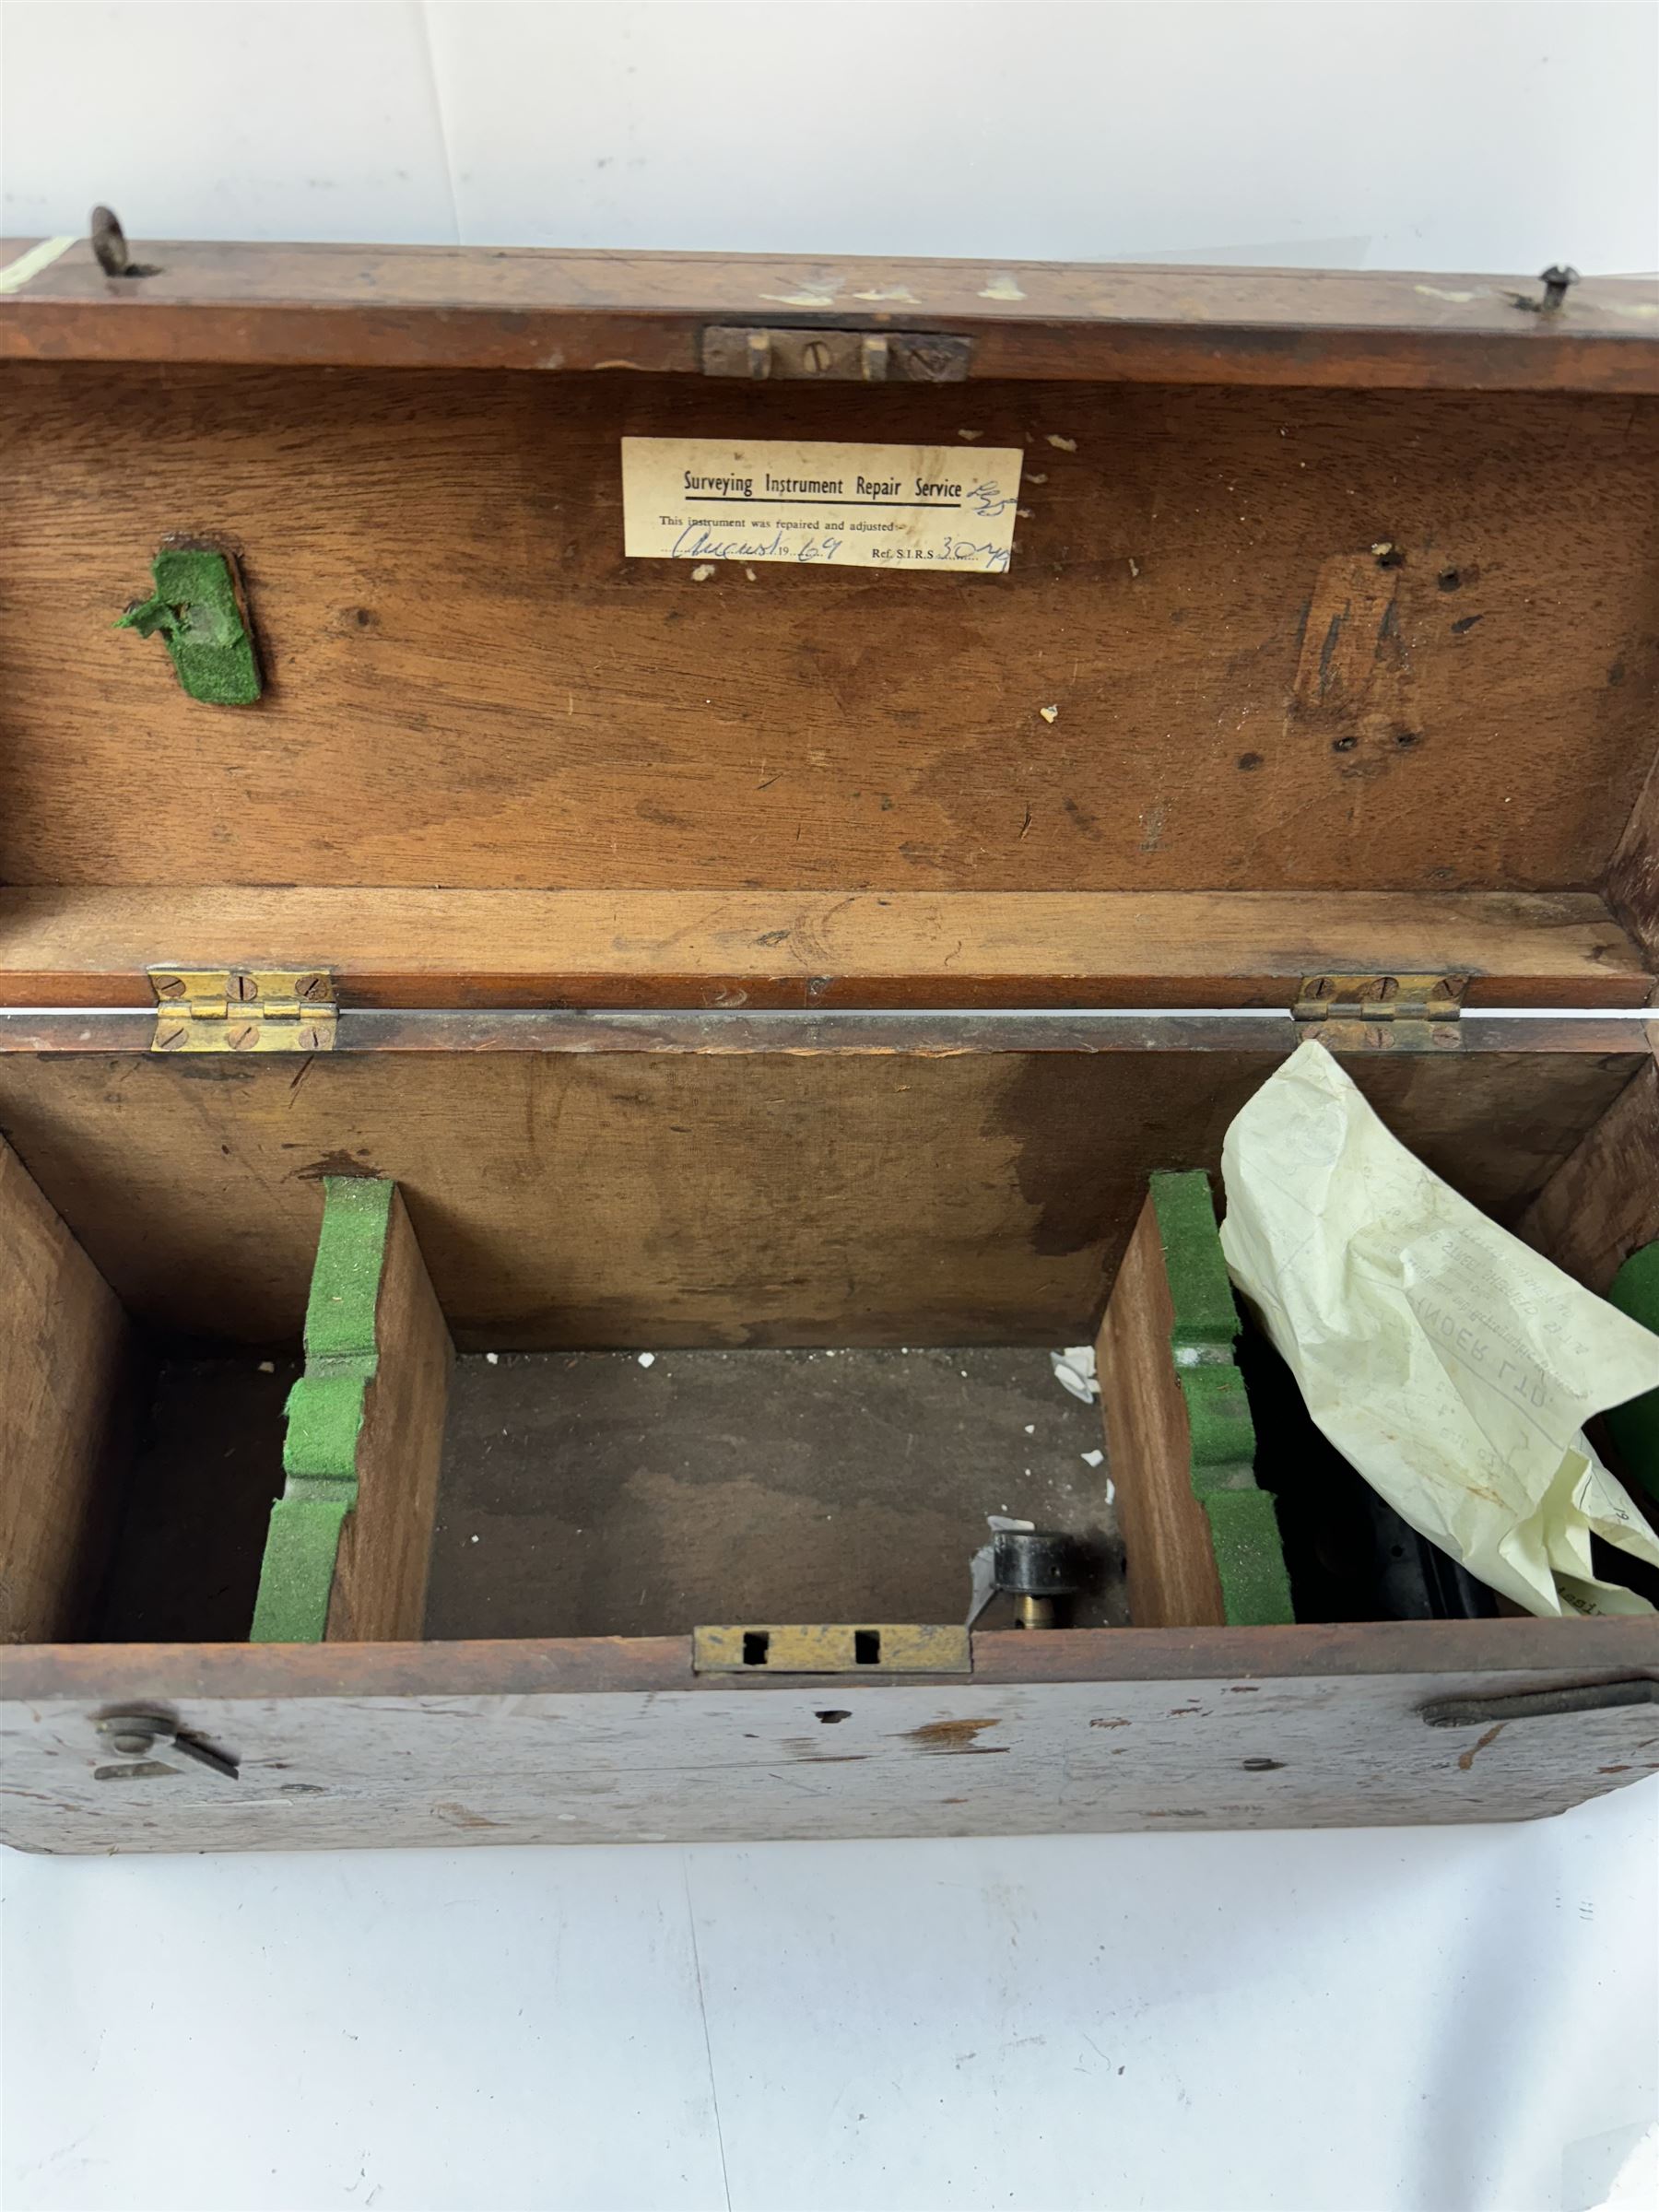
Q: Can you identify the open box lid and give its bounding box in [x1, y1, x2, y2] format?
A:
[1, 231, 1655, 1018]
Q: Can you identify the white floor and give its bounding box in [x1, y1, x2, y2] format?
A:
[4, 1779, 1655, 2212]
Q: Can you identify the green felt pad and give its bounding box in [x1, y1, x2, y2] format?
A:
[115, 545, 261, 705]
[1606, 1242, 1659, 1498]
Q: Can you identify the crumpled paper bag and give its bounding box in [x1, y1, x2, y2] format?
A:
[1219, 1040, 1659, 1618]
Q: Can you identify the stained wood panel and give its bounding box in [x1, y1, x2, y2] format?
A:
[4, 240, 1656, 390]
[0, 1135, 136, 1640]
[1, 1622, 1654, 1853]
[3, 367, 1654, 896]
[0, 1046, 1637, 1349]
[0, 887, 1647, 1009]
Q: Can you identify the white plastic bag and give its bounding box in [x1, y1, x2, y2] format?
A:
[1219, 1041, 1659, 1617]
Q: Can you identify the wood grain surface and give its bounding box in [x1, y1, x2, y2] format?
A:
[0, 1046, 1639, 1348]
[0, 1136, 137, 1641]
[0, 888, 1647, 1009]
[3, 366, 1654, 897]
[2, 1620, 1654, 1852]
[1609, 747, 1659, 964]
[3, 241, 1656, 390]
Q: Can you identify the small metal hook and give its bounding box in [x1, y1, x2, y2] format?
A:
[90, 205, 159, 279]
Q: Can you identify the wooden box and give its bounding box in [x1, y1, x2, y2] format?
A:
[1, 232, 1655, 1853]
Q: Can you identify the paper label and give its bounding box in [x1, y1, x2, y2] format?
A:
[621, 438, 1023, 572]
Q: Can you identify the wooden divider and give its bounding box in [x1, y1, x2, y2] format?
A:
[251, 1179, 453, 1643]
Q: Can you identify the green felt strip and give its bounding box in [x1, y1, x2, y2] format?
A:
[1606, 1242, 1659, 1498]
[1150, 1169, 1240, 1348]
[1204, 1489, 1296, 1627]
[1147, 1168, 1293, 1625]
[1181, 1366, 1258, 1484]
[250, 1179, 394, 1643]
[115, 545, 261, 705]
[303, 1177, 395, 1362]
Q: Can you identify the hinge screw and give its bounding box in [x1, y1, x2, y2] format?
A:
[153, 973, 187, 999]
[226, 1023, 260, 1051]
[799, 339, 833, 375]
[154, 1022, 189, 1051]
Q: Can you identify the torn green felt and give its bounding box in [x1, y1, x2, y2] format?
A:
[115, 545, 261, 705]
[1606, 1241, 1659, 1498]
[250, 1179, 394, 1644]
[1147, 1168, 1294, 1625]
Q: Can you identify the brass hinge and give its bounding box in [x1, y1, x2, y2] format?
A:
[701, 326, 973, 382]
[693, 1624, 971, 1675]
[1294, 973, 1465, 1053]
[148, 966, 337, 1053]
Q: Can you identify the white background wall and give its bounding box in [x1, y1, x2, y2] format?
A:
[4, 0, 1657, 272]
[2, 5, 1657, 2209]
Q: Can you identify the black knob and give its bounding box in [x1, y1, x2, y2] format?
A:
[993, 1529, 1081, 1629]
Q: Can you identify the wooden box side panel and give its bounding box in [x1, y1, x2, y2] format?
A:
[2, 367, 1655, 899]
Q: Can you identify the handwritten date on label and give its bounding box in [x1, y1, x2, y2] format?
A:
[621, 438, 1024, 573]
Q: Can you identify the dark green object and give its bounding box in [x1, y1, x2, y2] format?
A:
[1606, 1241, 1659, 1498]
[115, 544, 261, 705]
[1147, 1169, 1296, 1626]
[251, 1180, 394, 1642]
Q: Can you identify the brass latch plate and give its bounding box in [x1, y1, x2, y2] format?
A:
[693, 1624, 972, 1675]
[701, 327, 972, 382]
[1294, 973, 1465, 1053]
[149, 967, 337, 1053]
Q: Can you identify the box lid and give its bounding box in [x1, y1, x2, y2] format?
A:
[2, 233, 1655, 1013]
